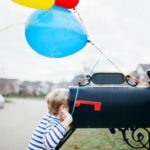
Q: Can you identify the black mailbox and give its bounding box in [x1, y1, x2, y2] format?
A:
[69, 86, 150, 128]
[56, 73, 150, 150]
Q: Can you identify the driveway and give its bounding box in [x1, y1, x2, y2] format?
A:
[0, 99, 46, 150]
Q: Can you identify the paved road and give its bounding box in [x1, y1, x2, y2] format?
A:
[0, 99, 47, 150]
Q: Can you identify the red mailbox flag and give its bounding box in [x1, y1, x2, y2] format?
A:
[75, 100, 102, 112]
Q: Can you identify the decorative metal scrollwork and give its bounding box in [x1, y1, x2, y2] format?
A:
[78, 75, 91, 87]
[119, 128, 150, 150]
[125, 75, 138, 87]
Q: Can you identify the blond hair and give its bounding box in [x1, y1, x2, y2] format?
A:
[46, 88, 69, 115]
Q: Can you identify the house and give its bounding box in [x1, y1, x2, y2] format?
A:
[20, 81, 53, 96]
[0, 78, 21, 95]
[131, 64, 150, 83]
[71, 74, 87, 86]
[0, 78, 54, 96]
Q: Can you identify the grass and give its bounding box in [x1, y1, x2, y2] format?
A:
[4, 96, 44, 104]
[5, 95, 44, 101]
[5, 98, 12, 103]
[61, 129, 147, 150]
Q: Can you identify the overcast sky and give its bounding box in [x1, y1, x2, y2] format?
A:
[0, 0, 150, 83]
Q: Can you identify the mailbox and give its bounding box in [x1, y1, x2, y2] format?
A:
[56, 72, 150, 150]
[69, 86, 150, 128]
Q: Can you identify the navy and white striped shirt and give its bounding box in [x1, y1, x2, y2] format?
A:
[27, 113, 66, 150]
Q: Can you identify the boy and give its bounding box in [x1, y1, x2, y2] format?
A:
[27, 89, 73, 150]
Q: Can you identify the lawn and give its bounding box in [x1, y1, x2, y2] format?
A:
[61, 129, 146, 150]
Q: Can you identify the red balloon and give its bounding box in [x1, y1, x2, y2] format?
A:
[55, 0, 79, 9]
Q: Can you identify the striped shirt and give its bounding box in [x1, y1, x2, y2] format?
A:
[27, 113, 66, 150]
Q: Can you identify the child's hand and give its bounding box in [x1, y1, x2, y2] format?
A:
[62, 109, 73, 124]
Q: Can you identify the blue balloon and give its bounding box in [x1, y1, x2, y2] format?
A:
[25, 6, 88, 58]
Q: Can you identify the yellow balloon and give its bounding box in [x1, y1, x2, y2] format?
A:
[12, 0, 55, 9]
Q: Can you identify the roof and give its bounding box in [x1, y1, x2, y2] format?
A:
[138, 64, 150, 71]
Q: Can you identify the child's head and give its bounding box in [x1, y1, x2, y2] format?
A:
[46, 88, 69, 116]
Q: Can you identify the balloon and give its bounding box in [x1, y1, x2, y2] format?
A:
[12, 0, 55, 9]
[55, 0, 79, 9]
[25, 6, 88, 58]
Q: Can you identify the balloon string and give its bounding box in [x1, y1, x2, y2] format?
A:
[73, 9, 126, 73]
[0, 24, 14, 30]
[73, 8, 90, 38]
[89, 41, 147, 85]
[71, 60, 100, 115]
[74, 9, 147, 85]
[0, 10, 51, 31]
[89, 60, 100, 76]
[71, 87, 79, 115]
[89, 40, 123, 73]
[73, 9, 123, 73]
[0, 21, 42, 31]
[0, 22, 31, 31]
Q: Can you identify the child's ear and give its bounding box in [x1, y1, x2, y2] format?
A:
[59, 105, 64, 112]
[59, 105, 67, 112]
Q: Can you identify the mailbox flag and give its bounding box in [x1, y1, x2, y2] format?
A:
[75, 100, 102, 112]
